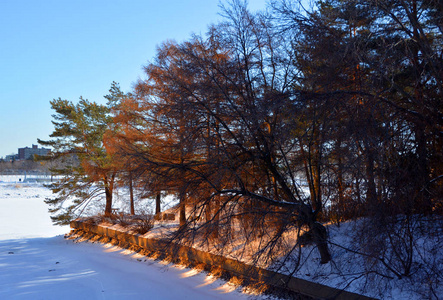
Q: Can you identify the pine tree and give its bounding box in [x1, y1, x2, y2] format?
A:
[39, 97, 117, 224]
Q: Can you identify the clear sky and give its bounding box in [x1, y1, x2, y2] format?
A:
[0, 0, 267, 157]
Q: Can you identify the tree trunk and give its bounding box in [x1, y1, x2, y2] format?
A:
[414, 124, 431, 213]
[129, 172, 135, 215]
[211, 195, 219, 239]
[155, 193, 161, 215]
[310, 221, 332, 264]
[105, 186, 113, 216]
[298, 138, 322, 212]
[335, 139, 344, 222]
[299, 204, 332, 264]
[410, 4, 431, 213]
[179, 188, 186, 227]
[104, 174, 115, 216]
[313, 160, 322, 212]
[365, 145, 378, 212]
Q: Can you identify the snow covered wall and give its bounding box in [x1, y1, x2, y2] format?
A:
[70, 219, 374, 300]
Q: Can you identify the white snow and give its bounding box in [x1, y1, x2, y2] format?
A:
[0, 177, 259, 299]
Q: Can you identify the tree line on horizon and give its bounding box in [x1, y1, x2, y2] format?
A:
[38, 0, 442, 292]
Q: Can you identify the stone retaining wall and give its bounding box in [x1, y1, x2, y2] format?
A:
[70, 220, 375, 300]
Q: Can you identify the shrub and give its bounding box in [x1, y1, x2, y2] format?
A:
[132, 214, 154, 235]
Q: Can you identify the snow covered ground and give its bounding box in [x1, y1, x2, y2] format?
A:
[0, 177, 260, 299]
[2, 176, 441, 299]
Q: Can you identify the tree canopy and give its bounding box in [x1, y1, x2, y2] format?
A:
[40, 0, 442, 294]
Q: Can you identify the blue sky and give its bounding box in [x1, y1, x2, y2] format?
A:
[0, 0, 267, 157]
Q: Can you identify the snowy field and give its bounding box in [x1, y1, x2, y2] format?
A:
[0, 177, 261, 300]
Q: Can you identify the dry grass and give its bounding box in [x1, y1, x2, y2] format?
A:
[131, 215, 154, 235]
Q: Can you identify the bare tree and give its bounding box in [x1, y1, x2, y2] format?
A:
[123, 1, 333, 265]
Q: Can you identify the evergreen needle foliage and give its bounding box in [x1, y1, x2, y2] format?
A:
[39, 98, 118, 224]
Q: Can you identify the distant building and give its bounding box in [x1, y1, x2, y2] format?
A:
[18, 144, 50, 160]
[4, 154, 18, 161]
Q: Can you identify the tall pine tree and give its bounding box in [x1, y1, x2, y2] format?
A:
[39, 97, 117, 224]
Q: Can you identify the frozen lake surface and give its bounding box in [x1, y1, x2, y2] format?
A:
[0, 179, 258, 299]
